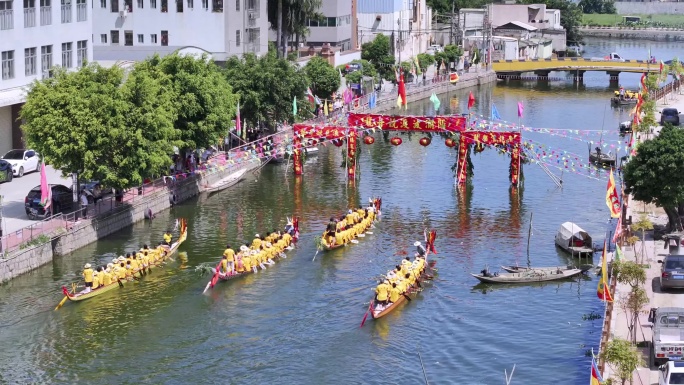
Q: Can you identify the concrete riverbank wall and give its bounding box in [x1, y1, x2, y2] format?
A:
[581, 27, 684, 42]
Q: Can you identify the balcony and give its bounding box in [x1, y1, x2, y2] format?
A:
[0, 9, 13, 30]
[40, 6, 51, 25]
[60, 4, 71, 23]
[24, 7, 36, 27]
[76, 2, 85, 21]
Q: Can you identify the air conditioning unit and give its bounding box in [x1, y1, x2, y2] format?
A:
[248, 11, 255, 19]
[119, 9, 128, 17]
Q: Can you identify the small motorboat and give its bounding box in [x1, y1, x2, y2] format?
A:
[204, 169, 247, 193]
[619, 121, 632, 134]
[589, 148, 616, 167]
[555, 222, 594, 257]
[471, 265, 583, 284]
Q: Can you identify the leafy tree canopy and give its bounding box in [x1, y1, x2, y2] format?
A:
[601, 338, 643, 384]
[225, 50, 311, 127]
[337, 59, 379, 86]
[304, 56, 341, 100]
[522, 0, 583, 45]
[20, 64, 180, 190]
[267, 0, 322, 57]
[623, 125, 684, 231]
[142, 54, 236, 151]
[579, 0, 616, 14]
[417, 53, 435, 72]
[361, 34, 396, 80]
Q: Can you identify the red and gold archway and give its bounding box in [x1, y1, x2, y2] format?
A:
[291, 113, 522, 185]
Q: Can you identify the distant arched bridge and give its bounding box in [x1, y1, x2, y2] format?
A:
[492, 58, 660, 81]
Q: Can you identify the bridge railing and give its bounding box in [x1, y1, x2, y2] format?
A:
[651, 77, 681, 102]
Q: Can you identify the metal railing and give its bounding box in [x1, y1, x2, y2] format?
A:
[0, 213, 65, 257]
[60, 4, 71, 23]
[0, 9, 14, 30]
[76, 2, 86, 21]
[23, 7, 36, 27]
[40, 6, 51, 25]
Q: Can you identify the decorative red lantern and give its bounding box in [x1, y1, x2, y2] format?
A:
[364, 136, 375, 145]
[390, 137, 402, 146]
[333, 139, 344, 147]
[445, 138, 456, 148]
[419, 137, 431, 146]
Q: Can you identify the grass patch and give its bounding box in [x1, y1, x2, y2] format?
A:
[19, 234, 51, 250]
[583, 13, 684, 28]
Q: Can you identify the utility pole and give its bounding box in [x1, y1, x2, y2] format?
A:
[450, 2, 455, 46]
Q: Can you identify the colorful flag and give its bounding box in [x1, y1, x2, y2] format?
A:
[39, 163, 51, 212]
[449, 72, 459, 83]
[472, 50, 478, 63]
[660, 60, 665, 74]
[640, 73, 647, 93]
[398, 74, 407, 109]
[491, 104, 501, 120]
[591, 353, 604, 385]
[396, 95, 403, 108]
[306, 87, 315, 106]
[615, 244, 623, 262]
[292, 96, 298, 116]
[413, 56, 422, 75]
[612, 215, 622, 244]
[517, 101, 524, 118]
[324, 100, 329, 116]
[606, 169, 621, 218]
[467, 91, 475, 110]
[597, 240, 613, 302]
[430, 93, 441, 111]
[235, 101, 241, 136]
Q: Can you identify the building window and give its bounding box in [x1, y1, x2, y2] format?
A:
[234, 0, 238, 11]
[150, 33, 157, 43]
[160, 0, 166, 12]
[123, 0, 131, 11]
[0, 0, 14, 30]
[41, 45, 52, 77]
[76, 0, 85, 20]
[100, 0, 105, 7]
[201, 0, 206, 8]
[1, 50, 14, 79]
[124, 30, 132, 46]
[61, 42, 72, 68]
[137, 33, 143, 43]
[24, 0, 36, 28]
[175, 0, 181, 12]
[76, 40, 86, 67]
[246, 0, 255, 10]
[211, 0, 221, 12]
[25, 47, 37, 75]
[186, 0, 191, 8]
[111, 30, 119, 44]
[235, 30, 240, 47]
[150, 0, 155, 7]
[39, 0, 50, 25]
[60, 0, 72, 23]
[100, 33, 107, 43]
[136, 0, 142, 8]
[327, 17, 336, 27]
[307, 18, 317, 27]
[111, 0, 118, 12]
[161, 30, 168, 46]
[318, 17, 327, 27]
[246, 27, 259, 52]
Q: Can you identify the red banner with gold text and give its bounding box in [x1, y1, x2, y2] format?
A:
[348, 113, 466, 132]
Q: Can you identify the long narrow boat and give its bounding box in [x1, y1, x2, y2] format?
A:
[319, 198, 381, 251]
[204, 169, 247, 194]
[470, 266, 583, 284]
[363, 230, 438, 323]
[501, 264, 593, 274]
[59, 219, 188, 304]
[203, 217, 299, 292]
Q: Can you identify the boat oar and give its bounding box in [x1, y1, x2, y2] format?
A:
[312, 248, 320, 262]
[418, 350, 430, 385]
[55, 296, 68, 311]
[350, 240, 359, 244]
[403, 293, 412, 302]
[360, 301, 373, 327]
[117, 278, 124, 288]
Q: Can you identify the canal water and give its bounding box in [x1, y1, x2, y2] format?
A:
[0, 39, 681, 384]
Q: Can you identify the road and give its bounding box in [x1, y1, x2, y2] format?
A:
[0, 165, 72, 235]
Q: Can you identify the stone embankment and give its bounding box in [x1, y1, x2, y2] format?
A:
[581, 27, 684, 42]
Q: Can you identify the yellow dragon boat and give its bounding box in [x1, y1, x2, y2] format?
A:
[319, 198, 381, 251]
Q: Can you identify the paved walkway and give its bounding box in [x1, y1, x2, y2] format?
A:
[604, 89, 684, 385]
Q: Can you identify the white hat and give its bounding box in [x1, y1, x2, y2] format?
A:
[84, 263, 91, 268]
[106, 268, 111, 273]
[414, 241, 421, 247]
[107, 263, 113, 268]
[112, 258, 118, 264]
[383, 279, 389, 284]
[348, 209, 353, 214]
[255, 234, 260, 238]
[251, 250, 258, 255]
[240, 245, 248, 252]
[118, 256, 125, 262]
[266, 242, 272, 247]
[93, 271, 98, 275]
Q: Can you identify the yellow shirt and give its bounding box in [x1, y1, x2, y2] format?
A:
[83, 268, 94, 283]
[276, 239, 286, 250]
[243, 256, 252, 271]
[117, 265, 127, 279]
[163, 233, 172, 243]
[389, 286, 401, 302]
[375, 283, 390, 301]
[102, 272, 112, 286]
[92, 275, 100, 289]
[283, 233, 292, 244]
[334, 233, 343, 245]
[223, 248, 235, 262]
[345, 214, 355, 224]
[397, 279, 408, 293]
[251, 238, 262, 249]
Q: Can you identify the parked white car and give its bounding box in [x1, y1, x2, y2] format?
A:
[660, 361, 684, 385]
[427, 45, 444, 54]
[1, 149, 41, 177]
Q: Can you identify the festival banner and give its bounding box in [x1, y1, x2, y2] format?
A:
[294, 124, 348, 140]
[347, 129, 358, 179]
[455, 131, 522, 185]
[348, 113, 466, 132]
[605, 169, 621, 218]
[597, 240, 613, 302]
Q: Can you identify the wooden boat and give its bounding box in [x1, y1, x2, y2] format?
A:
[203, 217, 299, 292]
[555, 222, 595, 257]
[470, 266, 583, 284]
[59, 219, 188, 303]
[365, 230, 438, 322]
[501, 264, 593, 274]
[589, 150, 616, 167]
[319, 198, 382, 251]
[204, 169, 247, 193]
[619, 121, 632, 133]
[610, 97, 638, 106]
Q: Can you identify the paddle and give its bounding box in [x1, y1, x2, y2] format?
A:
[55, 296, 68, 311]
[366, 231, 374, 235]
[360, 301, 373, 327]
[117, 278, 124, 288]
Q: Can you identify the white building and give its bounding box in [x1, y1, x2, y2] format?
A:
[357, 0, 432, 63]
[91, 0, 268, 62]
[0, 0, 92, 155]
[303, 0, 355, 52]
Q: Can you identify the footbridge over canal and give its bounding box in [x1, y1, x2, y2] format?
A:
[492, 58, 660, 81]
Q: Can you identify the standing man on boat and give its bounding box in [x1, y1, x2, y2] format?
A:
[163, 230, 173, 246]
[619, 85, 625, 100]
[223, 244, 235, 274]
[82, 263, 94, 293]
[414, 241, 426, 258]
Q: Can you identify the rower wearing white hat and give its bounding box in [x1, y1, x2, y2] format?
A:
[92, 270, 100, 290]
[264, 242, 276, 265]
[414, 241, 426, 258]
[250, 249, 259, 273]
[82, 263, 94, 293]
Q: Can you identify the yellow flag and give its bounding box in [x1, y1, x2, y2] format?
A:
[324, 101, 329, 116]
[396, 95, 402, 108]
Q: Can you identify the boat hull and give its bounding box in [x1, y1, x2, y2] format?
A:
[205, 169, 247, 194]
[471, 268, 583, 284]
[501, 264, 592, 273]
[371, 261, 437, 320]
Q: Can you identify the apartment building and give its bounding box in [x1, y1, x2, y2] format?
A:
[0, 0, 92, 155]
[303, 0, 356, 52]
[92, 0, 268, 62]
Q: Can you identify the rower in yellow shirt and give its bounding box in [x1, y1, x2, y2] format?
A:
[163, 230, 173, 246]
[251, 234, 262, 250]
[223, 244, 235, 273]
[117, 262, 127, 280]
[82, 263, 94, 293]
[92, 270, 100, 290]
[389, 283, 401, 303]
[374, 280, 391, 306]
[102, 266, 113, 286]
[345, 210, 355, 226]
[242, 253, 252, 273]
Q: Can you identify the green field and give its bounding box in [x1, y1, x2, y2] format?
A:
[582, 13, 684, 28]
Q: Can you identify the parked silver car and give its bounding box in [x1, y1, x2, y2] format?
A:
[659, 255, 684, 290]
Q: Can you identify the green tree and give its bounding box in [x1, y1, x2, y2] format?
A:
[623, 125, 684, 231]
[225, 50, 310, 127]
[444, 44, 463, 67]
[304, 57, 340, 100]
[435, 51, 448, 73]
[337, 59, 379, 83]
[613, 260, 648, 343]
[522, 0, 584, 45]
[361, 34, 396, 80]
[144, 54, 236, 151]
[635, 73, 659, 133]
[268, 0, 322, 58]
[601, 338, 643, 385]
[417, 53, 435, 73]
[579, 0, 616, 14]
[20, 64, 178, 190]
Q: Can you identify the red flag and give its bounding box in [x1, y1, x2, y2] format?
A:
[640, 73, 647, 93]
[606, 169, 621, 218]
[467, 91, 475, 109]
[398, 74, 407, 109]
[597, 240, 613, 302]
[660, 61, 664, 74]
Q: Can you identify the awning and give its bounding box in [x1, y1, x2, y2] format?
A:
[0, 87, 27, 108]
